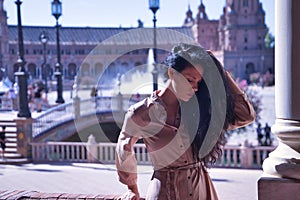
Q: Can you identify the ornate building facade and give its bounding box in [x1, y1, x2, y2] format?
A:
[0, 0, 274, 88]
[184, 0, 274, 82]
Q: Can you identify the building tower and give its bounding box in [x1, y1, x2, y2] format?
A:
[219, 0, 267, 51]
[0, 0, 9, 80]
[192, 0, 219, 50]
[219, 0, 273, 80]
[183, 4, 195, 27]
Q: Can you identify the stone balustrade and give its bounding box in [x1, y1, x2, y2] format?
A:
[31, 139, 275, 169]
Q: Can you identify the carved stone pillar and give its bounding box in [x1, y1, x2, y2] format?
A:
[15, 117, 33, 159]
[258, 0, 300, 199]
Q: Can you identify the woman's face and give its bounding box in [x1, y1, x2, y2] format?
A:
[170, 65, 203, 102]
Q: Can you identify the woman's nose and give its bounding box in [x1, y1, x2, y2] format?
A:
[192, 83, 198, 92]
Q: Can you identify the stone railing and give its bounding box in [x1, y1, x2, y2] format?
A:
[218, 144, 275, 168]
[32, 102, 74, 138]
[31, 138, 275, 169]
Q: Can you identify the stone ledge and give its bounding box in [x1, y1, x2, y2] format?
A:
[0, 190, 146, 200]
[258, 176, 300, 200]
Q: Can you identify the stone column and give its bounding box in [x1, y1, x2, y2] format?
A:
[258, 0, 300, 199]
[117, 93, 123, 112]
[72, 75, 80, 119]
[86, 134, 97, 163]
[15, 118, 33, 159]
[241, 140, 253, 168]
[73, 96, 80, 119]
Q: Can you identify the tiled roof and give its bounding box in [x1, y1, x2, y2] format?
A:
[8, 25, 195, 45]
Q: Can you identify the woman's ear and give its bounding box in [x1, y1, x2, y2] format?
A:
[168, 68, 175, 80]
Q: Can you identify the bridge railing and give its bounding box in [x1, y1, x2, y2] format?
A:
[32, 95, 140, 138]
[32, 102, 74, 138]
[31, 141, 275, 169]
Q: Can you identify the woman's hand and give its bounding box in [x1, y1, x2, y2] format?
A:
[121, 184, 140, 200]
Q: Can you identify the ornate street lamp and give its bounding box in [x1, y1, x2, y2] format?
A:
[14, 0, 31, 118]
[51, 0, 64, 103]
[39, 31, 48, 98]
[149, 0, 159, 91]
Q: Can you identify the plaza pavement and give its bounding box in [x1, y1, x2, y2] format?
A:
[0, 162, 263, 200]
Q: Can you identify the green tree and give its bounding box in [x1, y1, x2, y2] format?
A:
[265, 30, 275, 48]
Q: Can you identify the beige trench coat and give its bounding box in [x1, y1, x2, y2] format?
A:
[116, 74, 256, 200]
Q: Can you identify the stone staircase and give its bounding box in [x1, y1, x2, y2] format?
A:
[0, 119, 29, 164]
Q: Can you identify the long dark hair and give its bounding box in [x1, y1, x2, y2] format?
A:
[165, 43, 236, 165]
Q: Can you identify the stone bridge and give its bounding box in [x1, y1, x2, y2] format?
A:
[33, 94, 144, 140]
[13, 94, 145, 162]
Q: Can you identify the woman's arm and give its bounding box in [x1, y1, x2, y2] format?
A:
[206, 50, 255, 130]
[116, 133, 140, 199]
[116, 132, 139, 186]
[116, 109, 141, 199]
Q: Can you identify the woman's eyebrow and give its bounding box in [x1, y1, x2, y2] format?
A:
[186, 73, 200, 80]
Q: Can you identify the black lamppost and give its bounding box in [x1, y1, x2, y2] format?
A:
[149, 0, 159, 91]
[14, 0, 31, 118]
[39, 31, 48, 98]
[52, 0, 64, 103]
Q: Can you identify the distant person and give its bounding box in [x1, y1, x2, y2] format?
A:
[90, 86, 98, 107]
[264, 123, 272, 146]
[28, 85, 35, 112]
[2, 92, 11, 109]
[133, 93, 140, 102]
[34, 85, 43, 112]
[8, 87, 17, 110]
[0, 126, 7, 159]
[259, 76, 264, 89]
[129, 93, 141, 106]
[13, 82, 19, 110]
[256, 122, 263, 145]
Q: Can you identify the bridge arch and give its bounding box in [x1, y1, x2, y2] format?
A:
[33, 111, 122, 143]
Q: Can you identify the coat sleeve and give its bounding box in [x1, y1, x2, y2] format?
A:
[116, 108, 141, 186]
[225, 71, 256, 130]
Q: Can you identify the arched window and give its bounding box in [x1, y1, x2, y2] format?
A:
[94, 62, 104, 78]
[27, 63, 37, 79]
[121, 62, 129, 74]
[81, 63, 90, 76]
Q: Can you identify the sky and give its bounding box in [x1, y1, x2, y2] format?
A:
[3, 0, 274, 35]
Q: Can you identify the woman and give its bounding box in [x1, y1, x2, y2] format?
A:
[116, 43, 255, 200]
